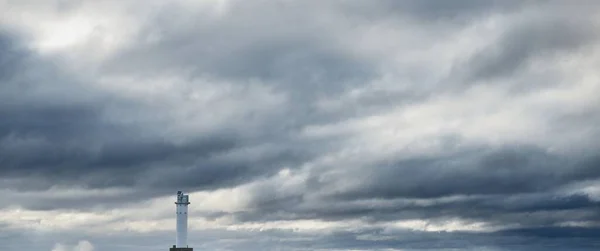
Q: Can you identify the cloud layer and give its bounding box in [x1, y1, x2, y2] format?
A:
[1, 0, 599, 250]
[52, 241, 94, 251]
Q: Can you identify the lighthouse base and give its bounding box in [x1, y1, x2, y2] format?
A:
[170, 246, 193, 251]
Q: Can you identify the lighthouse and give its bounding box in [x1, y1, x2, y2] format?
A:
[170, 191, 193, 251]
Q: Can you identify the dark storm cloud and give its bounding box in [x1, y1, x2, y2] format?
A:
[139, 143, 312, 190]
[498, 226, 600, 239]
[236, 191, 600, 231]
[0, 134, 238, 184]
[232, 143, 600, 231]
[336, 145, 598, 199]
[0, 31, 314, 210]
[247, 192, 599, 220]
[0, 127, 311, 210]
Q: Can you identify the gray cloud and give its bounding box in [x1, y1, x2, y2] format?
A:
[461, 14, 599, 84]
[1, 0, 600, 250]
[334, 145, 598, 199]
[0, 31, 313, 209]
[344, 0, 526, 23]
[231, 143, 600, 232]
[102, 0, 376, 93]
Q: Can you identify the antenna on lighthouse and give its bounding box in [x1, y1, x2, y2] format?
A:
[170, 191, 193, 251]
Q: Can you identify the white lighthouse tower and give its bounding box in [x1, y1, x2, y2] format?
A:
[170, 191, 192, 251]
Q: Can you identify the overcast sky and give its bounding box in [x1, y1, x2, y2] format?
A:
[1, 0, 600, 250]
